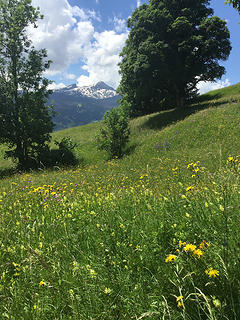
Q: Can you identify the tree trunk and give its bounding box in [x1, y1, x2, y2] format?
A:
[175, 85, 185, 108]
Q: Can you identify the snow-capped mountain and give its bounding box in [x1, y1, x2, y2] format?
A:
[49, 81, 121, 131]
[54, 81, 118, 100]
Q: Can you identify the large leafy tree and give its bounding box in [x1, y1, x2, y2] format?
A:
[118, 0, 231, 116]
[225, 0, 240, 12]
[0, 0, 54, 169]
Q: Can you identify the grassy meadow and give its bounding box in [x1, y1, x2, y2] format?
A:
[1, 83, 240, 319]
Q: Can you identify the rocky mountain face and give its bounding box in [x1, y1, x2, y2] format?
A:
[49, 82, 120, 131]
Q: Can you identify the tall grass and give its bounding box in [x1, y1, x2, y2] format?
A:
[0, 84, 240, 319]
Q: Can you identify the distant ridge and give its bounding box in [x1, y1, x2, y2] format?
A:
[49, 81, 121, 131]
[54, 81, 118, 100]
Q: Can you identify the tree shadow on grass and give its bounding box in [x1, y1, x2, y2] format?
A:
[124, 143, 138, 156]
[0, 167, 19, 180]
[0, 156, 86, 180]
[143, 94, 231, 131]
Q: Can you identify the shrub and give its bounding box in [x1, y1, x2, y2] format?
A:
[54, 137, 78, 166]
[97, 107, 130, 158]
[37, 137, 78, 168]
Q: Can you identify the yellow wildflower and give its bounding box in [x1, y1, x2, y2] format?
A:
[205, 268, 219, 278]
[212, 297, 221, 308]
[179, 240, 186, 248]
[187, 162, 193, 168]
[193, 249, 204, 259]
[165, 254, 177, 263]
[199, 240, 210, 250]
[69, 289, 74, 297]
[219, 205, 224, 212]
[184, 244, 196, 253]
[89, 269, 97, 278]
[176, 296, 183, 308]
[104, 287, 112, 294]
[39, 280, 46, 286]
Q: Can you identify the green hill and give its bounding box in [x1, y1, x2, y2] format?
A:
[0, 83, 240, 319]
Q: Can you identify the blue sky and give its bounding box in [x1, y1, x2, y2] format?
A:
[29, 0, 240, 93]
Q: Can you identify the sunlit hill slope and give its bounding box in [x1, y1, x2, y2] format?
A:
[0, 83, 240, 319]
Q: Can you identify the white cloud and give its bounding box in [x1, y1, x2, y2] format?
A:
[28, 0, 96, 75]
[197, 79, 231, 94]
[137, 0, 141, 7]
[65, 73, 76, 80]
[48, 82, 66, 90]
[77, 30, 128, 89]
[28, 0, 128, 89]
[113, 17, 127, 33]
[76, 75, 94, 87]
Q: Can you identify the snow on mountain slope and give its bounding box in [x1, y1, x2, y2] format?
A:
[54, 81, 118, 100]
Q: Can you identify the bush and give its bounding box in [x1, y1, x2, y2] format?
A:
[37, 137, 78, 168]
[54, 137, 78, 166]
[97, 107, 130, 158]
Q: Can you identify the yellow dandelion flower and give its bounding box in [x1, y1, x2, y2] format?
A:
[165, 254, 177, 263]
[104, 287, 112, 294]
[212, 297, 221, 308]
[219, 205, 224, 212]
[39, 280, 46, 286]
[199, 240, 210, 250]
[176, 296, 183, 308]
[89, 269, 97, 278]
[184, 244, 196, 253]
[176, 295, 183, 301]
[205, 268, 219, 278]
[179, 240, 186, 247]
[193, 249, 204, 259]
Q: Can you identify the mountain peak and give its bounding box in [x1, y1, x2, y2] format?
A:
[92, 81, 114, 91]
[55, 81, 119, 100]
[65, 84, 77, 90]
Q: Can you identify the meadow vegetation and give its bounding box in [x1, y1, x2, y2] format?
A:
[0, 84, 240, 319]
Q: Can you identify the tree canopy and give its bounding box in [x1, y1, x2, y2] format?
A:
[118, 0, 231, 116]
[0, 0, 54, 169]
[225, 0, 240, 12]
